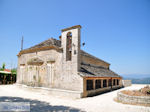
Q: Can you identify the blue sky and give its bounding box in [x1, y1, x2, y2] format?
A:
[0, 0, 149, 75]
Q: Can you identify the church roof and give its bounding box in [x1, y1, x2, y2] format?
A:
[19, 38, 110, 65]
[26, 38, 61, 50]
[19, 38, 121, 78]
[79, 63, 121, 78]
[80, 50, 110, 65]
[18, 38, 62, 56]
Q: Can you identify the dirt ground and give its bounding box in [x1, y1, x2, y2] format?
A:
[0, 84, 149, 112]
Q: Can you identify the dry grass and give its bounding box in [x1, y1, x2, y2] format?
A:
[121, 85, 150, 96]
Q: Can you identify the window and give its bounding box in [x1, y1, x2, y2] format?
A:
[86, 80, 93, 90]
[117, 79, 119, 85]
[103, 79, 107, 87]
[66, 32, 72, 61]
[95, 80, 101, 89]
[113, 79, 116, 86]
[108, 79, 112, 86]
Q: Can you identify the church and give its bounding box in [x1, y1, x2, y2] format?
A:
[17, 25, 122, 98]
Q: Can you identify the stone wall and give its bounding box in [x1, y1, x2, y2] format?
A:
[122, 80, 132, 87]
[17, 49, 83, 92]
[117, 92, 150, 104]
[61, 27, 83, 91]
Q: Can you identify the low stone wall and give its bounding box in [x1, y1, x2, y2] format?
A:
[122, 80, 132, 87]
[117, 91, 150, 104]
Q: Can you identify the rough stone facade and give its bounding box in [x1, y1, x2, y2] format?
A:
[17, 25, 122, 98]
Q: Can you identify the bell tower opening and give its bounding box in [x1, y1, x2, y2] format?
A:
[66, 32, 72, 61]
[61, 25, 81, 70]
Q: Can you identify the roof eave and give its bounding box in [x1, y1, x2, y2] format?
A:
[81, 50, 110, 65]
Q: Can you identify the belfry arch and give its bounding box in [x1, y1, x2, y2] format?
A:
[66, 32, 72, 61]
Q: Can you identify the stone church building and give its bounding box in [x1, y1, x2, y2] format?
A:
[17, 25, 122, 98]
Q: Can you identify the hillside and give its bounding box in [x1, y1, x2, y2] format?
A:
[121, 74, 150, 84]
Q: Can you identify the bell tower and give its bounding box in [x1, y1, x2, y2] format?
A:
[61, 25, 81, 72]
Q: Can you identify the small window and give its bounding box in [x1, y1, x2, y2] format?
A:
[95, 80, 101, 89]
[86, 80, 93, 90]
[103, 79, 107, 87]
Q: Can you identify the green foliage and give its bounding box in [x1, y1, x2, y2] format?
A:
[0, 63, 5, 71]
[2, 63, 5, 70]
[11, 68, 17, 74]
[0, 67, 3, 71]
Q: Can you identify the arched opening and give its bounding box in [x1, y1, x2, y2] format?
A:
[66, 32, 72, 61]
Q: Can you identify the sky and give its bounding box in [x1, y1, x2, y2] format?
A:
[0, 0, 149, 75]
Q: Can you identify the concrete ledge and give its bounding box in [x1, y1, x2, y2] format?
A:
[112, 85, 122, 90]
[86, 85, 121, 96]
[87, 87, 110, 96]
[16, 84, 83, 99]
[117, 91, 150, 104]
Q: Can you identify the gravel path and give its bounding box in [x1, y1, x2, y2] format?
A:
[0, 84, 149, 112]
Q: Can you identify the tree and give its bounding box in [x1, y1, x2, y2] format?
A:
[2, 63, 5, 70]
[0, 63, 5, 71]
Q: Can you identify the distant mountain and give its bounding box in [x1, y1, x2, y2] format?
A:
[131, 77, 150, 84]
[121, 74, 150, 79]
[120, 74, 150, 84]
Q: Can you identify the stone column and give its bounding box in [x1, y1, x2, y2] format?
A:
[3, 75, 6, 84]
[101, 79, 103, 88]
[119, 79, 122, 86]
[112, 79, 114, 86]
[107, 79, 109, 87]
[83, 78, 87, 97]
[93, 79, 95, 90]
[111, 78, 113, 88]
